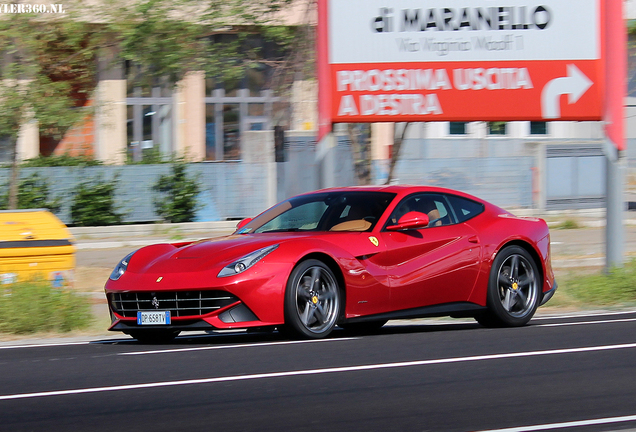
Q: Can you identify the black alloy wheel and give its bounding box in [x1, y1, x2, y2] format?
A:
[476, 245, 540, 327]
[284, 259, 341, 339]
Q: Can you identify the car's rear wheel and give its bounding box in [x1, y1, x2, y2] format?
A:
[284, 259, 341, 339]
[128, 329, 180, 344]
[476, 245, 540, 327]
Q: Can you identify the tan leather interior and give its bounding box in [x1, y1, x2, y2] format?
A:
[329, 219, 372, 232]
[428, 209, 442, 226]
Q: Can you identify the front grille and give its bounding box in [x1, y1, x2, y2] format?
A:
[110, 291, 239, 318]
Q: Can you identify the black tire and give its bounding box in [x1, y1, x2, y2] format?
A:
[128, 330, 180, 344]
[339, 320, 387, 334]
[284, 259, 341, 339]
[476, 245, 540, 327]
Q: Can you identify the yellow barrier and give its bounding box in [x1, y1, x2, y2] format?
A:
[0, 210, 75, 287]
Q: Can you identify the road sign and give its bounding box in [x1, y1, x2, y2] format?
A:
[318, 0, 604, 128]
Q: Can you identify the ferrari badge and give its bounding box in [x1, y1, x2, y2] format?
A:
[369, 236, 379, 247]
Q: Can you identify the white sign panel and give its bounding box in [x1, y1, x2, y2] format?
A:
[329, 0, 600, 63]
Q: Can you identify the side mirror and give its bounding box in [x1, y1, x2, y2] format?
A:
[236, 217, 253, 230]
[386, 211, 429, 231]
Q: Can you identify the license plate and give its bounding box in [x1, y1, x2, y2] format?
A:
[137, 311, 171, 325]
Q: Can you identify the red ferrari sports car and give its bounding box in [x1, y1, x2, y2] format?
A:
[105, 185, 557, 342]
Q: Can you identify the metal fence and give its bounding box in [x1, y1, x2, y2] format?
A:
[385, 138, 536, 208]
[0, 163, 273, 224]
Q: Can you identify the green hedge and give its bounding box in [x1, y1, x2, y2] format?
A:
[0, 281, 92, 334]
[562, 260, 636, 306]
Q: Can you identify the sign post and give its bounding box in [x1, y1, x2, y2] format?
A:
[604, 0, 626, 268]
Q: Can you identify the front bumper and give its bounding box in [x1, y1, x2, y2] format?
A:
[107, 300, 275, 332]
[111, 320, 215, 333]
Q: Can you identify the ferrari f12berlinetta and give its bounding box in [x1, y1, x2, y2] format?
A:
[105, 185, 556, 342]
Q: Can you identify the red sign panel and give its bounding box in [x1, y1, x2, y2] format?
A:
[331, 60, 602, 122]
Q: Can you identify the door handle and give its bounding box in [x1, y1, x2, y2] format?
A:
[468, 235, 479, 244]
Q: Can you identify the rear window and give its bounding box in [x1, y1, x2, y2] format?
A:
[446, 195, 484, 223]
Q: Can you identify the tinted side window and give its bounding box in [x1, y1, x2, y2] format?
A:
[446, 195, 485, 223]
[386, 193, 453, 228]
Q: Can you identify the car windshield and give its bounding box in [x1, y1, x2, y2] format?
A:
[239, 191, 396, 234]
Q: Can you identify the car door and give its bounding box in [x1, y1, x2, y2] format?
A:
[375, 193, 483, 312]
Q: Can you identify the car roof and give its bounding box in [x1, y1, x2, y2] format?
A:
[305, 185, 486, 203]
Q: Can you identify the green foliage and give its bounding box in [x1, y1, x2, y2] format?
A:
[0, 173, 61, 212]
[0, 280, 92, 334]
[126, 147, 172, 165]
[153, 164, 201, 223]
[70, 174, 125, 226]
[0, 10, 98, 209]
[110, 0, 208, 86]
[21, 154, 102, 167]
[555, 219, 581, 230]
[0, 13, 96, 141]
[103, 0, 297, 88]
[629, 20, 636, 37]
[561, 260, 636, 306]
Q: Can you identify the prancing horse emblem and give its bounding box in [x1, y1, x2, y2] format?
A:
[151, 297, 160, 309]
[369, 236, 379, 247]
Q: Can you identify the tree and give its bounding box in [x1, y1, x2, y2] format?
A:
[0, 10, 98, 209]
[101, 0, 297, 93]
[346, 122, 412, 186]
[386, 122, 412, 185]
[347, 123, 372, 185]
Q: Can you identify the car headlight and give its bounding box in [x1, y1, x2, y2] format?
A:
[218, 244, 279, 278]
[109, 251, 135, 281]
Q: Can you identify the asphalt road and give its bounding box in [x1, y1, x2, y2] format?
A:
[1, 311, 636, 432]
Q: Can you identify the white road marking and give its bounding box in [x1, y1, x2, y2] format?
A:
[1, 342, 636, 401]
[120, 337, 360, 356]
[536, 318, 636, 328]
[476, 413, 636, 431]
[532, 310, 636, 320]
[0, 341, 90, 350]
[0, 338, 136, 350]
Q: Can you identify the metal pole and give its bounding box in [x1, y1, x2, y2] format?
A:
[603, 0, 626, 270]
[605, 152, 624, 269]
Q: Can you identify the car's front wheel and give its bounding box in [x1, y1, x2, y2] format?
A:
[284, 259, 341, 339]
[476, 245, 540, 327]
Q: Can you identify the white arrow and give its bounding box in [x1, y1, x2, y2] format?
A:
[541, 64, 593, 119]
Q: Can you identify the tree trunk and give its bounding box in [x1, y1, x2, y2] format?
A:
[386, 122, 411, 185]
[8, 136, 19, 210]
[347, 123, 372, 185]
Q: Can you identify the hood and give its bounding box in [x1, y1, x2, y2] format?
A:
[172, 235, 273, 259]
[129, 233, 307, 274]
[126, 231, 382, 275]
